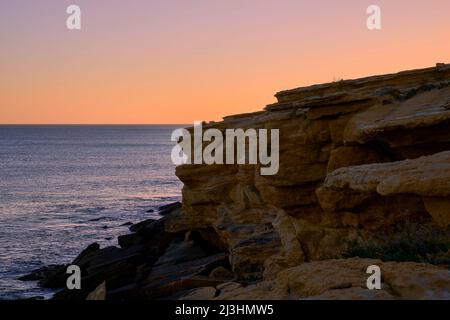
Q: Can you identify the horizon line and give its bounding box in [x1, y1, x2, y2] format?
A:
[0, 123, 190, 126]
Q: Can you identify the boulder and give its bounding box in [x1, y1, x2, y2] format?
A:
[140, 253, 229, 299]
[158, 201, 182, 215]
[18, 264, 67, 288]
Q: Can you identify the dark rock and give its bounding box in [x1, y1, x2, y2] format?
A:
[178, 287, 217, 300]
[190, 227, 229, 254]
[158, 201, 182, 215]
[159, 201, 181, 211]
[119, 218, 173, 251]
[23, 296, 46, 301]
[107, 283, 141, 300]
[38, 266, 68, 289]
[54, 261, 136, 300]
[121, 222, 133, 227]
[129, 218, 158, 233]
[19, 243, 102, 289]
[54, 244, 154, 300]
[153, 238, 208, 267]
[76, 245, 144, 272]
[88, 217, 107, 222]
[209, 266, 234, 279]
[140, 253, 229, 299]
[18, 264, 65, 282]
[72, 243, 100, 266]
[146, 209, 154, 213]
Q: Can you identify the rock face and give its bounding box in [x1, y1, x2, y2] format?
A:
[20, 64, 450, 300]
[176, 64, 450, 282]
[317, 151, 450, 227]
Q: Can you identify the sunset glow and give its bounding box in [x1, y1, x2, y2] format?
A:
[1, 0, 450, 124]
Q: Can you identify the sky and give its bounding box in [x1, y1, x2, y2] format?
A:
[1, 0, 449, 124]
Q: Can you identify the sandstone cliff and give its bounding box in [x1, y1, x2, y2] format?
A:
[23, 64, 450, 300]
[174, 64, 450, 285]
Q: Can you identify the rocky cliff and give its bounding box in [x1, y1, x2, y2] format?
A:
[174, 64, 450, 283]
[23, 64, 450, 300]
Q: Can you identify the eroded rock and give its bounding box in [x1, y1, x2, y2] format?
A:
[22, 64, 450, 300]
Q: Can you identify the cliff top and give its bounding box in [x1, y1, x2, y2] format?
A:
[274, 63, 450, 104]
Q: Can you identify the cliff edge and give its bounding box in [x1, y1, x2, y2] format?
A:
[23, 64, 450, 300]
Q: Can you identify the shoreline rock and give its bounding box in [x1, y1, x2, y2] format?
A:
[19, 64, 450, 300]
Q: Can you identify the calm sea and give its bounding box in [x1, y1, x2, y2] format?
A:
[0, 125, 183, 299]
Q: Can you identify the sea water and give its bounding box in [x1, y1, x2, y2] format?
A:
[0, 125, 183, 299]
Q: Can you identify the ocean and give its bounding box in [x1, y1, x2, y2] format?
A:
[0, 125, 183, 299]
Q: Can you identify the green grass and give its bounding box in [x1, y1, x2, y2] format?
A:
[344, 224, 450, 266]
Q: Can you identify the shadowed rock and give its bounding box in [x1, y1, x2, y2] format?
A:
[20, 64, 450, 300]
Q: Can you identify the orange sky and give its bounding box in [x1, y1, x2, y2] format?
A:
[1, 0, 449, 124]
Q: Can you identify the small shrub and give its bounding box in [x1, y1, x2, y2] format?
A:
[344, 224, 450, 267]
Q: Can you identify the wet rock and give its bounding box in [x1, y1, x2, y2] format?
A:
[21, 244, 103, 289]
[158, 201, 182, 215]
[18, 264, 66, 285]
[53, 244, 151, 300]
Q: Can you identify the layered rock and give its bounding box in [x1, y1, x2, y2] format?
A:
[176, 64, 450, 283]
[21, 64, 450, 300]
[317, 151, 450, 227]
